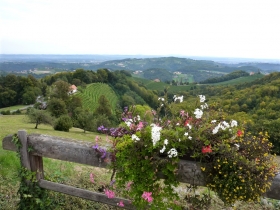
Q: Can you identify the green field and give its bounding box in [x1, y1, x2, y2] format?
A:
[0, 115, 113, 209]
[209, 74, 264, 85]
[76, 83, 118, 114]
[0, 105, 30, 112]
[173, 73, 194, 84]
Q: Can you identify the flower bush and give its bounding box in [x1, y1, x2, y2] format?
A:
[95, 94, 278, 209]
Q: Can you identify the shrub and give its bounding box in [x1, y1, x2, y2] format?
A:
[53, 115, 73, 132]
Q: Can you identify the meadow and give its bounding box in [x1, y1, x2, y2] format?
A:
[1, 114, 279, 209]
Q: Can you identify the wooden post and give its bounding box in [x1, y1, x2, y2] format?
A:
[18, 130, 31, 170]
[29, 155, 44, 180]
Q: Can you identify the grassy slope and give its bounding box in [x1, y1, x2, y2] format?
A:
[0, 115, 111, 209]
[208, 74, 264, 85]
[0, 105, 29, 112]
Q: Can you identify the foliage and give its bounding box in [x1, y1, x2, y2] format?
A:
[11, 134, 54, 210]
[72, 107, 94, 133]
[27, 108, 53, 129]
[200, 70, 250, 84]
[94, 95, 112, 117]
[50, 80, 70, 101]
[98, 94, 277, 209]
[53, 115, 73, 132]
[47, 98, 67, 118]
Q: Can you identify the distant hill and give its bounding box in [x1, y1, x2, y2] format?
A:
[0, 55, 273, 82]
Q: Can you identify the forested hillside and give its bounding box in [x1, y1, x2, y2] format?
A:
[2, 69, 280, 154]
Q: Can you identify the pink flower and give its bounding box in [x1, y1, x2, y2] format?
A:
[117, 200, 124, 207]
[105, 189, 115, 198]
[202, 145, 212, 154]
[126, 181, 133, 190]
[137, 121, 144, 130]
[90, 173, 94, 183]
[142, 191, 153, 202]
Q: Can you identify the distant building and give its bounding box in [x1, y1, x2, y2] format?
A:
[69, 85, 77, 94]
[154, 79, 160, 82]
[250, 72, 255, 75]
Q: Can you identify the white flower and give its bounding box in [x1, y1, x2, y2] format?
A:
[186, 124, 192, 129]
[184, 132, 188, 136]
[231, 120, 238, 127]
[234, 143, 240, 150]
[151, 124, 162, 146]
[160, 145, 166, 153]
[176, 123, 180, 126]
[200, 103, 208, 110]
[164, 139, 169, 145]
[211, 120, 217, 123]
[174, 95, 183, 103]
[137, 115, 141, 121]
[194, 108, 203, 119]
[188, 136, 192, 140]
[131, 134, 140, 141]
[125, 119, 133, 127]
[198, 95, 206, 103]
[167, 148, 178, 158]
[212, 125, 219, 134]
[221, 121, 230, 128]
[178, 138, 181, 142]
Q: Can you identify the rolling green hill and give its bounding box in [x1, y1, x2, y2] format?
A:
[76, 83, 118, 114]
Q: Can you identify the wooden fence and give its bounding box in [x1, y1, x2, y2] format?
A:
[2, 130, 280, 209]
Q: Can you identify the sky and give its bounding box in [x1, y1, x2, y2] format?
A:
[0, 0, 280, 59]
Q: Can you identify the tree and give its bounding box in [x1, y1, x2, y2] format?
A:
[67, 95, 83, 115]
[53, 115, 73, 132]
[47, 98, 67, 118]
[73, 108, 94, 133]
[94, 95, 112, 117]
[51, 80, 70, 100]
[27, 108, 53, 129]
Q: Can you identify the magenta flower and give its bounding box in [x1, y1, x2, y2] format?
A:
[105, 189, 115, 198]
[90, 173, 94, 183]
[126, 181, 133, 190]
[137, 121, 144, 130]
[142, 191, 153, 202]
[117, 200, 124, 207]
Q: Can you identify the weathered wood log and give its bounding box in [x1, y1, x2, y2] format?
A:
[2, 132, 280, 201]
[39, 179, 135, 209]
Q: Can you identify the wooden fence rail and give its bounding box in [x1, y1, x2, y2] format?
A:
[2, 130, 280, 209]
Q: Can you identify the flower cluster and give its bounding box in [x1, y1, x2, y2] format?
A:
[94, 94, 277, 209]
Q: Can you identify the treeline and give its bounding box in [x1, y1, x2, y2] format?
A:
[0, 74, 44, 108]
[200, 70, 250, 84]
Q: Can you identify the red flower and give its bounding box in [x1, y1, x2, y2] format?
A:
[202, 145, 212, 154]
[184, 118, 192, 126]
[237, 130, 243, 137]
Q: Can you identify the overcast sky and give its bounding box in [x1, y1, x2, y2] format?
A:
[0, 0, 280, 59]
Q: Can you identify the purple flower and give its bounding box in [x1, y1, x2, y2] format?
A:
[92, 143, 99, 149]
[98, 125, 104, 131]
[110, 179, 116, 185]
